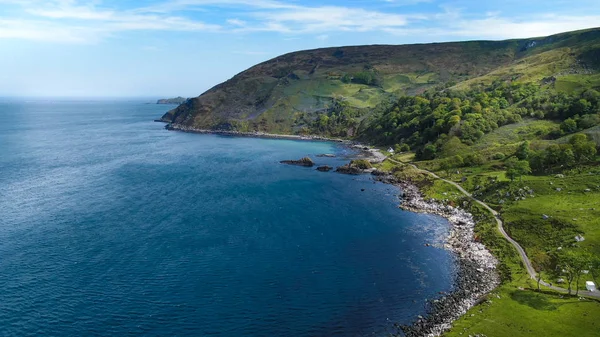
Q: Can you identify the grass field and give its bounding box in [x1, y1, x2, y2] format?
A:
[376, 160, 600, 337]
[446, 287, 600, 337]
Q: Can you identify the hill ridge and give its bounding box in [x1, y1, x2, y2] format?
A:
[160, 27, 600, 136]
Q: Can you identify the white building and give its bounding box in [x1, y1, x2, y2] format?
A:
[586, 281, 597, 292]
[387, 147, 394, 154]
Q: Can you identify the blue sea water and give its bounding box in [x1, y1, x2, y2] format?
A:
[0, 99, 455, 336]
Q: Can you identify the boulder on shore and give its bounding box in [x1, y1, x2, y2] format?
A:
[335, 159, 374, 175]
[335, 165, 363, 175]
[280, 157, 314, 167]
[316, 165, 333, 172]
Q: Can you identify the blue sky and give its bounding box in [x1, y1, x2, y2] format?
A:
[0, 0, 598, 97]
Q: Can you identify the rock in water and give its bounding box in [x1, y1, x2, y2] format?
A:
[316, 165, 333, 172]
[280, 157, 315, 167]
[316, 154, 336, 158]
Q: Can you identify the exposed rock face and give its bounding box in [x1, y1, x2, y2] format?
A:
[280, 157, 314, 167]
[316, 165, 333, 172]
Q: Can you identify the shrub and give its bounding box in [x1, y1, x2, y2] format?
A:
[492, 152, 506, 160]
[350, 159, 373, 169]
[394, 143, 410, 153]
[464, 153, 485, 166]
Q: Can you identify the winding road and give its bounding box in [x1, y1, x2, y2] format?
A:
[385, 157, 600, 299]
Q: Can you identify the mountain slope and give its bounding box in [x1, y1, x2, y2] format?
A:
[160, 28, 600, 134]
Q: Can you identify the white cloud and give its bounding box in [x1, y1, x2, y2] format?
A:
[0, 0, 598, 43]
[384, 14, 600, 40]
[450, 15, 600, 39]
[0, 18, 99, 42]
[227, 18, 247, 26]
[0, 0, 222, 42]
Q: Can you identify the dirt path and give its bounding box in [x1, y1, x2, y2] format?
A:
[385, 157, 600, 299]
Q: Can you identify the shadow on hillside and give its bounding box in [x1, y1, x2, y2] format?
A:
[510, 290, 559, 311]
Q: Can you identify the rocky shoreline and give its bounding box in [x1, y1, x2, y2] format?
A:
[374, 173, 499, 337]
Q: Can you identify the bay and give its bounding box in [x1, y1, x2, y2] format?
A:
[0, 99, 454, 336]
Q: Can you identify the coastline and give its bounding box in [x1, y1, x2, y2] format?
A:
[161, 122, 499, 336]
[375, 174, 499, 337]
[159, 121, 348, 143]
[160, 122, 389, 163]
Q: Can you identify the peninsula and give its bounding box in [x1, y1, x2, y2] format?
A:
[157, 96, 188, 104]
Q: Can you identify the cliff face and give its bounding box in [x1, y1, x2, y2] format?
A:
[160, 28, 600, 134]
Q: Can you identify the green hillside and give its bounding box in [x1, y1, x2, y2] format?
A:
[161, 28, 600, 138]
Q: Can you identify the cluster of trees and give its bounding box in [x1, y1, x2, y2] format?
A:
[301, 100, 363, 137]
[534, 248, 599, 295]
[518, 87, 600, 121]
[341, 70, 381, 86]
[363, 83, 535, 155]
[528, 134, 598, 173]
[505, 157, 532, 181]
[362, 81, 600, 160]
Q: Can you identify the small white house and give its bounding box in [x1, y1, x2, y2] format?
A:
[586, 281, 597, 292]
[387, 147, 395, 154]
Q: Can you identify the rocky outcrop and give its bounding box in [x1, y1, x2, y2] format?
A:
[335, 159, 376, 175]
[335, 165, 363, 175]
[316, 154, 336, 158]
[280, 157, 314, 167]
[316, 165, 333, 172]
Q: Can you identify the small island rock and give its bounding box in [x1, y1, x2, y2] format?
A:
[280, 157, 315, 167]
[316, 165, 333, 172]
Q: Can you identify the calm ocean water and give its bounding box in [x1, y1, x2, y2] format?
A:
[0, 99, 454, 336]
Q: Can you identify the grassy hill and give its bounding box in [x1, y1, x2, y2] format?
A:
[161, 28, 600, 136]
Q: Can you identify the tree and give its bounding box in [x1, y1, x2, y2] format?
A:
[560, 118, 578, 134]
[394, 143, 410, 153]
[515, 141, 531, 160]
[464, 153, 485, 166]
[439, 158, 452, 176]
[532, 252, 551, 292]
[570, 133, 597, 163]
[570, 98, 592, 116]
[558, 249, 593, 295]
[590, 256, 600, 286]
[439, 155, 464, 176]
[421, 144, 437, 160]
[448, 115, 461, 126]
[506, 158, 531, 182]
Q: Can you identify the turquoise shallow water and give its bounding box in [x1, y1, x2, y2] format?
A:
[0, 99, 454, 336]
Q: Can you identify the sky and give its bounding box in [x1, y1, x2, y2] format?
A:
[0, 0, 599, 97]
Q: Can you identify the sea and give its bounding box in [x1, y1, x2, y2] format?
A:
[0, 99, 455, 336]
